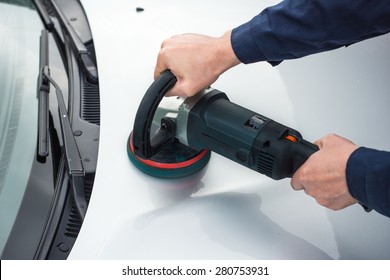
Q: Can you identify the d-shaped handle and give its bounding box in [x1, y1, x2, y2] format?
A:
[132, 70, 177, 159]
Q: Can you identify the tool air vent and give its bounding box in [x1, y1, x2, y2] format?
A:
[256, 152, 274, 177]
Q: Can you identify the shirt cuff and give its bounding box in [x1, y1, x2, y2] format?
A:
[346, 147, 390, 217]
[346, 147, 369, 206]
[231, 22, 282, 66]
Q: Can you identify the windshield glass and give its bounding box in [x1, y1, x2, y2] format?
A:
[0, 1, 41, 255]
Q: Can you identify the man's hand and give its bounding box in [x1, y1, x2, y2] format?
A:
[291, 134, 359, 210]
[154, 31, 241, 97]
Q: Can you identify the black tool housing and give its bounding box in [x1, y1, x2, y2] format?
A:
[185, 89, 319, 179]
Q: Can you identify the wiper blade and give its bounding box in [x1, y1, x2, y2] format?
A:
[37, 30, 50, 158]
[33, 0, 68, 72]
[36, 30, 87, 220]
[51, 0, 98, 84]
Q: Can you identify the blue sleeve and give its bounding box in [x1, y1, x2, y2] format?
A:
[231, 0, 390, 65]
[346, 148, 390, 218]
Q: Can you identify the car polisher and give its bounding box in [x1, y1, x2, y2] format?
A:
[128, 70, 318, 179]
[127, 71, 211, 179]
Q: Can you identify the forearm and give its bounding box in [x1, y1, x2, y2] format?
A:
[231, 0, 390, 64]
[347, 147, 390, 218]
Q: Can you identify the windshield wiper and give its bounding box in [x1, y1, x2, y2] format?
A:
[33, 0, 97, 83]
[33, 0, 54, 31]
[33, 0, 67, 71]
[51, 0, 98, 84]
[37, 29, 87, 220]
[37, 30, 50, 158]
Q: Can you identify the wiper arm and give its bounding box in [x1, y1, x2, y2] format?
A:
[34, 0, 97, 83]
[33, 0, 54, 31]
[51, 0, 98, 84]
[42, 68, 87, 220]
[37, 30, 87, 220]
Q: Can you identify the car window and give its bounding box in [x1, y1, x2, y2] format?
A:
[0, 1, 41, 255]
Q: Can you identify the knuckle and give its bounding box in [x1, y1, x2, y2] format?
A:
[316, 133, 337, 146]
[158, 47, 168, 58]
[315, 197, 345, 211]
[303, 186, 315, 197]
[315, 197, 331, 208]
[296, 165, 310, 183]
[325, 133, 340, 143]
[290, 178, 301, 191]
[160, 38, 170, 48]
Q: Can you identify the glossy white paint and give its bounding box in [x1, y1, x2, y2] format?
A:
[70, 0, 390, 259]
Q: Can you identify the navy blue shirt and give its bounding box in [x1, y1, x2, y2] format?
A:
[231, 0, 390, 217]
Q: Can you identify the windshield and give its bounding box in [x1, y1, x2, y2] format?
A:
[0, 1, 41, 255]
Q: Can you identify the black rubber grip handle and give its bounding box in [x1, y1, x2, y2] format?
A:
[290, 138, 319, 176]
[132, 70, 177, 159]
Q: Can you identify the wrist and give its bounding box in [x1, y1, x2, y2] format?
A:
[215, 30, 241, 74]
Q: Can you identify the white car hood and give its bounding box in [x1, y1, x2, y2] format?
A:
[70, 0, 390, 259]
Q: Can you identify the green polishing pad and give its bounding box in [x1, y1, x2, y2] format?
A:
[127, 133, 211, 179]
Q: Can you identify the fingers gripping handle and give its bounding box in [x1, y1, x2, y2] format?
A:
[288, 136, 371, 212]
[132, 70, 177, 159]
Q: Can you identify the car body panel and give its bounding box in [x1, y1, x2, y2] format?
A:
[70, 0, 390, 259]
